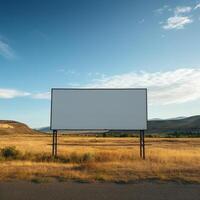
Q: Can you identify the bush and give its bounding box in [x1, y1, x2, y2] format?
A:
[0, 146, 21, 159]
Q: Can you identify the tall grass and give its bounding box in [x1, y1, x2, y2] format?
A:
[0, 146, 137, 163]
[0, 136, 199, 183]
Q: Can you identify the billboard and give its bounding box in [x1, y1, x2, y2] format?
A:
[50, 88, 147, 130]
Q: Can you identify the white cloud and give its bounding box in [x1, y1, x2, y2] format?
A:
[154, 5, 170, 14]
[163, 15, 193, 30]
[159, 4, 200, 30]
[84, 68, 200, 105]
[194, 3, 200, 10]
[58, 68, 76, 74]
[57, 68, 80, 77]
[158, 3, 200, 30]
[32, 92, 50, 100]
[0, 40, 15, 59]
[175, 6, 192, 15]
[0, 89, 30, 99]
[4, 68, 200, 106]
[0, 89, 50, 100]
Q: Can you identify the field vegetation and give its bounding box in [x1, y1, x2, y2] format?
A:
[0, 134, 199, 183]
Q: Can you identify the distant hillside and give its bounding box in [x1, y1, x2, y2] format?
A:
[0, 120, 43, 135]
[148, 115, 200, 133]
[38, 126, 51, 132]
[2, 116, 200, 137]
[38, 115, 200, 136]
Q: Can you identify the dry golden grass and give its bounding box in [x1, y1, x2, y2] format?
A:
[0, 134, 199, 183]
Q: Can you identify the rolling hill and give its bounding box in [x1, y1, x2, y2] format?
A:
[0, 120, 43, 135]
[38, 115, 200, 136]
[148, 115, 200, 134]
[1, 115, 200, 136]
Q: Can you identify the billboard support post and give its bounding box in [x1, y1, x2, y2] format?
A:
[143, 130, 145, 159]
[52, 130, 58, 157]
[140, 131, 142, 158]
[52, 130, 55, 156]
[140, 130, 145, 159]
[55, 130, 57, 157]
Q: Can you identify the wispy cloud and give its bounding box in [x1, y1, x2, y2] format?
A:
[139, 19, 145, 24]
[163, 15, 193, 30]
[154, 5, 170, 15]
[57, 68, 78, 76]
[32, 92, 50, 100]
[0, 89, 51, 100]
[84, 68, 200, 105]
[175, 6, 192, 15]
[3, 68, 200, 105]
[158, 4, 200, 30]
[194, 3, 200, 10]
[0, 89, 30, 99]
[0, 40, 15, 59]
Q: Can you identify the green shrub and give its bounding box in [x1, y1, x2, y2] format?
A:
[0, 146, 21, 159]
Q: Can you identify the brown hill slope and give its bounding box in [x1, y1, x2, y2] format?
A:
[0, 120, 42, 135]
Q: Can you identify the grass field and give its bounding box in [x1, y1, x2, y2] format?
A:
[0, 134, 199, 183]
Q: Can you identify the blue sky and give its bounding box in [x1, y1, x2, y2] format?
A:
[1, 0, 200, 128]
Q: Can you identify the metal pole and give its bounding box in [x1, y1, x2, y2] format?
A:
[55, 130, 57, 157]
[142, 130, 145, 159]
[52, 130, 55, 157]
[140, 130, 142, 158]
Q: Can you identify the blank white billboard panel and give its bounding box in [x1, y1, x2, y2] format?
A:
[50, 89, 147, 130]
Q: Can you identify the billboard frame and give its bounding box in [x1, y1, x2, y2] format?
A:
[50, 88, 148, 131]
[50, 88, 147, 159]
